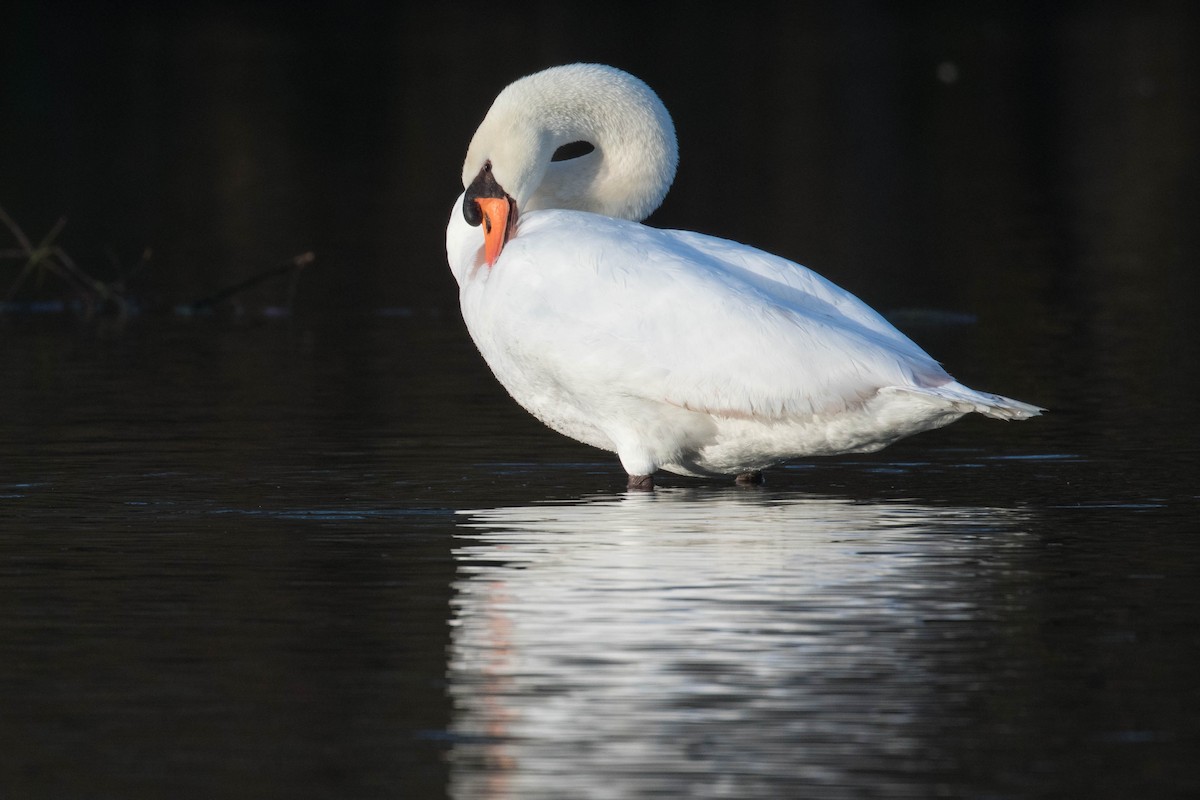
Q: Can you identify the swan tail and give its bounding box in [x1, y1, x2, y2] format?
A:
[903, 381, 1044, 421]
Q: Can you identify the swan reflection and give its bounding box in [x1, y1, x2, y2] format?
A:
[447, 489, 1029, 799]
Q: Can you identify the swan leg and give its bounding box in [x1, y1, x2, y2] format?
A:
[735, 470, 764, 486]
[627, 474, 655, 491]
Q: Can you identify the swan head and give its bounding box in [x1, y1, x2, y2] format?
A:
[459, 63, 678, 266]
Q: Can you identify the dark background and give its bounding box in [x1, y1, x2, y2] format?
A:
[4, 1, 1196, 327]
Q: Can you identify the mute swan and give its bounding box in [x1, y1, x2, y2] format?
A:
[446, 64, 1041, 490]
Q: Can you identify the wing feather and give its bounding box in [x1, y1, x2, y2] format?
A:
[482, 211, 952, 422]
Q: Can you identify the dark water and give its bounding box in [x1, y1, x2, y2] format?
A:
[2, 310, 1197, 799]
[3, 3, 1200, 799]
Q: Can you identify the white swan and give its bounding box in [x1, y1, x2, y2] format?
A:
[446, 64, 1041, 489]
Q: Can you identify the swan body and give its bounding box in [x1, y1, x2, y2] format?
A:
[447, 64, 1040, 487]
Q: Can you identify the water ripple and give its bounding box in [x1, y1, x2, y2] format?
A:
[447, 491, 1032, 799]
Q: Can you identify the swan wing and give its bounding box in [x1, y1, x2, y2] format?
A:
[665, 229, 919, 353]
[470, 211, 952, 422]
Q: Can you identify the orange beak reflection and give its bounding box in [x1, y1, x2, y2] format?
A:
[476, 197, 516, 267]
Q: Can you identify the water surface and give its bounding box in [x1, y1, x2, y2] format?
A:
[2, 312, 1197, 799]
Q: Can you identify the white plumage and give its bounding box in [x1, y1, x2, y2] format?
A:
[447, 64, 1040, 488]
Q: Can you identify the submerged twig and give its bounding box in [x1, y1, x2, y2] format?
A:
[109, 245, 154, 287]
[2, 206, 310, 320]
[0, 206, 136, 318]
[182, 251, 314, 314]
[3, 213, 65, 301]
[53, 244, 128, 315]
[0, 206, 35, 253]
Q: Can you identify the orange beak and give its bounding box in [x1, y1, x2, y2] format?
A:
[476, 196, 515, 267]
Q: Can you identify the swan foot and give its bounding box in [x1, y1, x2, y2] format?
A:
[735, 470, 764, 486]
[626, 474, 655, 491]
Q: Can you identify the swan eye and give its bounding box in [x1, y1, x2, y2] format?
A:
[551, 141, 595, 162]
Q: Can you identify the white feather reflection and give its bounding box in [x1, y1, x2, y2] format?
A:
[447, 489, 1031, 799]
